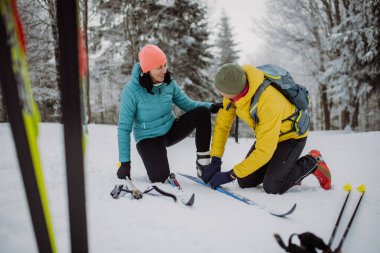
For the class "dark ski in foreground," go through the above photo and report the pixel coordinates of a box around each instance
[57,1,90,252]
[167,173,195,206]
[178,173,296,217]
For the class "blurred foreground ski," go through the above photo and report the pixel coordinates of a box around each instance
[179,173,296,217]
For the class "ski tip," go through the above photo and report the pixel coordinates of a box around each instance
[343,183,352,191]
[270,203,297,218]
[185,193,195,206]
[357,184,366,193]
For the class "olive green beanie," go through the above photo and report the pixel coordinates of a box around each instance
[214,63,247,95]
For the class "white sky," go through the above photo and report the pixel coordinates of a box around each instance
[203,0,268,63]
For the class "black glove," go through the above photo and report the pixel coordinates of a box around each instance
[209,170,235,189]
[210,102,223,114]
[117,162,131,180]
[202,157,222,183]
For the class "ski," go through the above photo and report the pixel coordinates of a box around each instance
[178,173,296,217]
[167,173,195,206]
[110,181,177,203]
[0,1,57,252]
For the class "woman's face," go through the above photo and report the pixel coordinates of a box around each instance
[149,63,168,83]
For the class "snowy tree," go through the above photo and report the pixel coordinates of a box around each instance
[322,0,380,130]
[146,0,217,101]
[17,0,62,122]
[213,10,241,138]
[255,0,350,130]
[215,10,240,67]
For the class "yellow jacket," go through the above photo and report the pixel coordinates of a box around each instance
[210,65,308,178]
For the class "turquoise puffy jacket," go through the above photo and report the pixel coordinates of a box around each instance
[118,63,212,162]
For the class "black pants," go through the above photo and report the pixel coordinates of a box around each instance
[136,107,211,183]
[237,138,317,194]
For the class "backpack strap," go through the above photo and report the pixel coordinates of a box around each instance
[249,79,271,123]
[250,79,310,136]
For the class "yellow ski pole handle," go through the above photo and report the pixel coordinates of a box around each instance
[343,183,352,192]
[357,184,366,193]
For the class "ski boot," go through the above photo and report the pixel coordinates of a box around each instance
[308,149,331,190]
[196,151,210,178]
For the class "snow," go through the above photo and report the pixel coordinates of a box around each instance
[1,123,380,253]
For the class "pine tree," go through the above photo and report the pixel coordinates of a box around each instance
[145,0,216,101]
[322,0,380,130]
[215,10,240,67]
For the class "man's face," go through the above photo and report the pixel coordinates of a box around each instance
[218,90,239,100]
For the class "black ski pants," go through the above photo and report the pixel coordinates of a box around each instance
[237,137,317,194]
[136,107,211,183]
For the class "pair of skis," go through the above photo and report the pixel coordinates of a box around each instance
[112,172,296,217]
[111,174,195,206]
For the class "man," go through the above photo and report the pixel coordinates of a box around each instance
[201,63,331,194]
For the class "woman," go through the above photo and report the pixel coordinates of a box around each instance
[117,44,222,182]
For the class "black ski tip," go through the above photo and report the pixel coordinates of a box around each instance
[185,193,195,206]
[270,203,297,218]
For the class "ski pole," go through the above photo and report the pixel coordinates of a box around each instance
[334,184,366,252]
[328,183,352,247]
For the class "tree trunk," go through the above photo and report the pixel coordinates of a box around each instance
[351,99,359,129]
[333,0,341,24]
[340,108,350,129]
[45,0,62,122]
[320,83,331,130]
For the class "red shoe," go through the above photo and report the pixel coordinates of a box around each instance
[308,150,331,190]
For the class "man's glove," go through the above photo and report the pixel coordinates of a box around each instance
[202,157,222,183]
[210,102,223,114]
[117,162,131,180]
[209,170,236,189]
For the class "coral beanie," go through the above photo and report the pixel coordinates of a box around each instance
[138,44,167,73]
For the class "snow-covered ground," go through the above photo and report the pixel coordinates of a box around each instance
[0,123,379,253]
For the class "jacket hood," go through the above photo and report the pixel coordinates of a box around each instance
[130,62,142,84]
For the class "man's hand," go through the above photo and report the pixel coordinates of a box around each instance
[202,157,222,183]
[209,170,235,189]
[210,102,223,114]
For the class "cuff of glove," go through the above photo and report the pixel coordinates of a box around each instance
[120,161,130,166]
[211,156,222,164]
[230,170,237,180]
